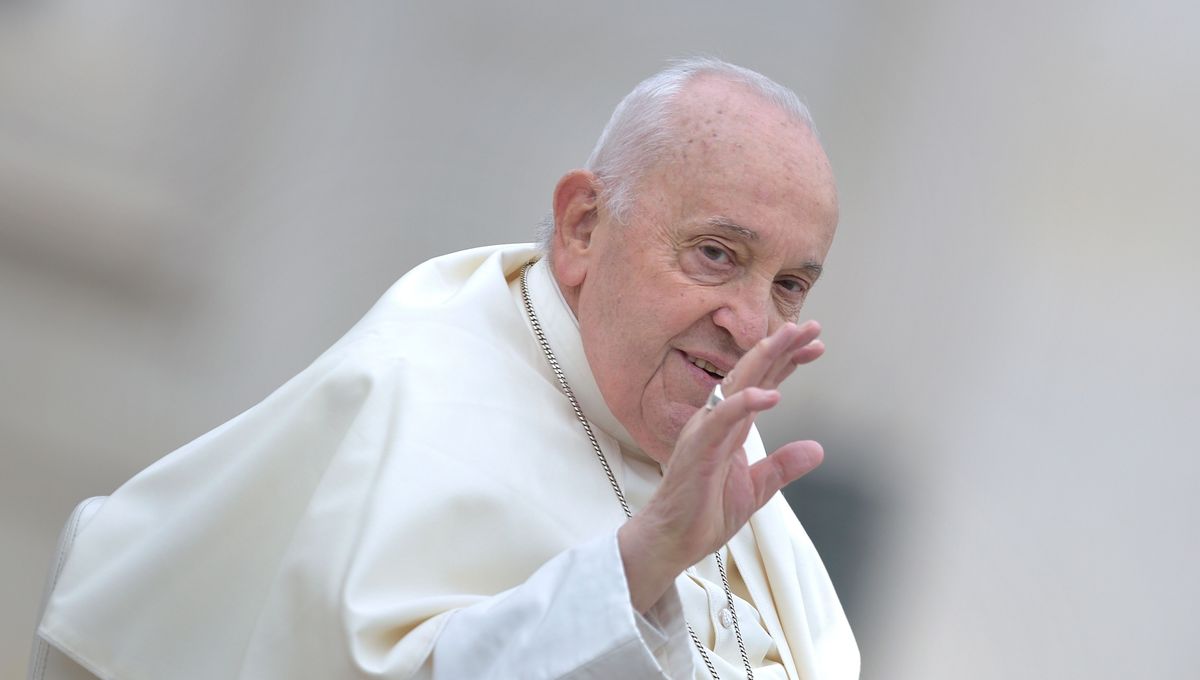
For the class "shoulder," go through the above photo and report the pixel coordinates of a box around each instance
[307,243,542,384]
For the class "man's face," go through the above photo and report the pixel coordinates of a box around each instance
[557,78,839,463]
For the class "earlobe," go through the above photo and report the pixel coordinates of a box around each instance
[551,170,602,288]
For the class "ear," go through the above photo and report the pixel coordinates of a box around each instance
[550,169,602,288]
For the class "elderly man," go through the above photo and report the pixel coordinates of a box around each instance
[38,58,858,679]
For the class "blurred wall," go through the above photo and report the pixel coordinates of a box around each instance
[3,2,1197,678]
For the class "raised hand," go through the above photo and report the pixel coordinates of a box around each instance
[618,321,826,612]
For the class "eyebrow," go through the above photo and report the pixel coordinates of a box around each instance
[798,262,824,281]
[706,216,758,241]
[705,216,825,280]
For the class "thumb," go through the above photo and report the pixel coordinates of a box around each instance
[749,440,824,507]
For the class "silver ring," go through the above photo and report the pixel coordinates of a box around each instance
[704,383,725,412]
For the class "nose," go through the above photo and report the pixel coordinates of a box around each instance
[710,281,774,353]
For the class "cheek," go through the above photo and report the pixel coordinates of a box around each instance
[593,307,671,408]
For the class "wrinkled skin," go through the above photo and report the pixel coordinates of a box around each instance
[551,74,839,611]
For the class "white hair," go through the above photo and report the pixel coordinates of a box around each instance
[536,57,816,251]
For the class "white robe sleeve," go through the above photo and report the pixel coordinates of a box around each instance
[409,532,694,679]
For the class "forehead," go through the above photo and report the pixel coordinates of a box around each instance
[636,77,839,259]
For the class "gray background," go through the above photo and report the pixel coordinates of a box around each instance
[3,2,1197,678]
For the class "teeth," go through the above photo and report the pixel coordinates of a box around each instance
[689,356,726,378]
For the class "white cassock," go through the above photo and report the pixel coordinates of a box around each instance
[39,244,859,680]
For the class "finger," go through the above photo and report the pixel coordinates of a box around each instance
[725,323,806,394]
[748,440,824,507]
[756,323,822,390]
[684,387,781,463]
[763,338,824,388]
[700,387,783,463]
[714,400,761,458]
[790,338,825,366]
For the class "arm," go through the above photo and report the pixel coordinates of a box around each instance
[411,531,692,679]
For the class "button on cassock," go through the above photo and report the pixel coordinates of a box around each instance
[718,606,734,629]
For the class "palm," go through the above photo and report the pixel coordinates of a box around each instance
[644,321,827,567]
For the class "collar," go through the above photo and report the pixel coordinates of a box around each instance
[523,256,647,459]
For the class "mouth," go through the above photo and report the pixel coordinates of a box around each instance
[684,353,728,380]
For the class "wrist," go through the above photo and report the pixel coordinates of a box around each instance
[617,516,689,613]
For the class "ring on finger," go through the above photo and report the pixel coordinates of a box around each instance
[704,383,725,412]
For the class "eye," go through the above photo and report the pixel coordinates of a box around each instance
[699,243,731,264]
[774,277,809,295]
[680,240,739,283]
[773,278,809,318]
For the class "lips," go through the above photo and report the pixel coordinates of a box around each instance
[684,353,727,379]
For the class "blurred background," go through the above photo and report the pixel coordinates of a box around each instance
[3,1,1197,678]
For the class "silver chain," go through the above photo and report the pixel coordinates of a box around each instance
[520,261,755,680]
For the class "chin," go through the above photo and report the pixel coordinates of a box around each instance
[644,404,699,463]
